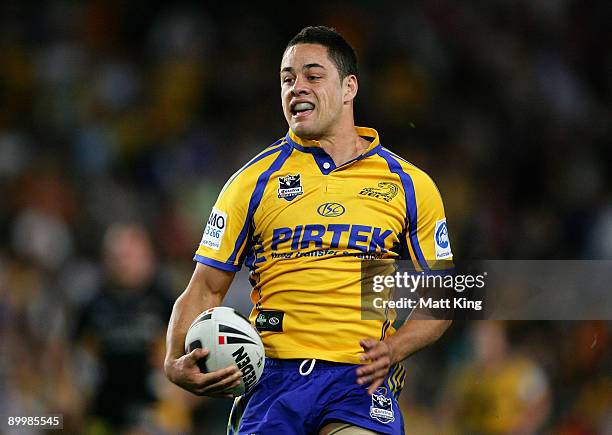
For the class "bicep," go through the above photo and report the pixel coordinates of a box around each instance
[165,263,235,361]
[183,263,235,304]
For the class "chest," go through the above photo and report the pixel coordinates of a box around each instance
[253,166,406,253]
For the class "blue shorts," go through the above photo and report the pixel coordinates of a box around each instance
[228,358,406,435]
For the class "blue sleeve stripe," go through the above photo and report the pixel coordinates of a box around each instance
[238,226,256,267]
[227,146,293,265]
[382,147,444,197]
[377,149,430,271]
[193,254,241,272]
[223,139,286,191]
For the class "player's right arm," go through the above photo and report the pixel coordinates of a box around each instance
[164,263,242,397]
[166,141,286,395]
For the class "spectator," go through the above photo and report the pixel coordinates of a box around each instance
[75,223,174,431]
[440,322,551,434]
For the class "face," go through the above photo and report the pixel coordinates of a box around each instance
[280,43,353,139]
[104,225,155,290]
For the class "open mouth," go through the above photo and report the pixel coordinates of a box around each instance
[290,101,315,119]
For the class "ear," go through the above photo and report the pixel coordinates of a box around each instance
[342,74,358,104]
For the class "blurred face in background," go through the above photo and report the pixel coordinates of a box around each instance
[473,321,508,365]
[281,43,352,139]
[103,223,156,291]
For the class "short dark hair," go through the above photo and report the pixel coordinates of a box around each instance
[285,26,358,80]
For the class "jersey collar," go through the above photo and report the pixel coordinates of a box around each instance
[286,126,381,155]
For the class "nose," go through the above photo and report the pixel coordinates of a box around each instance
[290,76,310,96]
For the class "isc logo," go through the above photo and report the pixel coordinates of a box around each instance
[317,202,345,217]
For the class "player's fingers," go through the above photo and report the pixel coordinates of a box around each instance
[202,369,243,393]
[356,367,380,384]
[356,364,375,377]
[359,338,377,351]
[359,365,389,387]
[359,348,391,367]
[367,378,386,395]
[357,362,390,384]
[360,345,390,362]
[356,356,388,377]
[204,379,242,396]
[357,355,391,376]
[194,372,241,395]
[357,372,377,385]
[359,340,391,362]
[187,347,209,364]
[357,375,372,385]
[357,370,386,386]
[193,364,240,387]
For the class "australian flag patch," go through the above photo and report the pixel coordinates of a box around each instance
[277,174,303,201]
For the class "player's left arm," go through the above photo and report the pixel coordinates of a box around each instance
[357,169,453,394]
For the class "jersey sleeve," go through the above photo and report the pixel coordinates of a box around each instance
[193,166,258,272]
[403,170,453,268]
[193,142,286,271]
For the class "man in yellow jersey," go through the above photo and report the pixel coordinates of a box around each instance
[165,26,452,434]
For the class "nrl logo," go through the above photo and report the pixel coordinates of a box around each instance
[278,174,303,201]
[370,387,395,424]
[359,182,399,202]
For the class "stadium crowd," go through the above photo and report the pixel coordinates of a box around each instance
[0,1,610,434]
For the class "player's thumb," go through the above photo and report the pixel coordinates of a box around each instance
[188,347,209,363]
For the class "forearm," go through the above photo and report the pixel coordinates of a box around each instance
[164,264,234,370]
[165,287,223,364]
[386,318,452,364]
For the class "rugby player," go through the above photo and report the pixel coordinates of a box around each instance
[165,26,452,434]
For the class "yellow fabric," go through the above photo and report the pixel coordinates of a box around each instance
[195,127,451,363]
[450,357,548,433]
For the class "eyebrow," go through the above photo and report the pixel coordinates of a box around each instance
[280,63,327,73]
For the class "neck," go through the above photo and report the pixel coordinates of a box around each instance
[316,124,370,166]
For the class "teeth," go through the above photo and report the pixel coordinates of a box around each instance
[294,102,314,112]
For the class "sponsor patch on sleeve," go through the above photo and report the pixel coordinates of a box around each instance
[434,218,452,259]
[200,207,227,251]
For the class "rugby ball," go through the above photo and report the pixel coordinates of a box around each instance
[185,306,265,396]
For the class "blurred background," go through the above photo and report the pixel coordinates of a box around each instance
[0,1,610,434]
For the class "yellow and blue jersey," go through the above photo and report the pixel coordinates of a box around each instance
[195,126,452,364]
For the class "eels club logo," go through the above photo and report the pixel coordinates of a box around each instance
[359,182,399,202]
